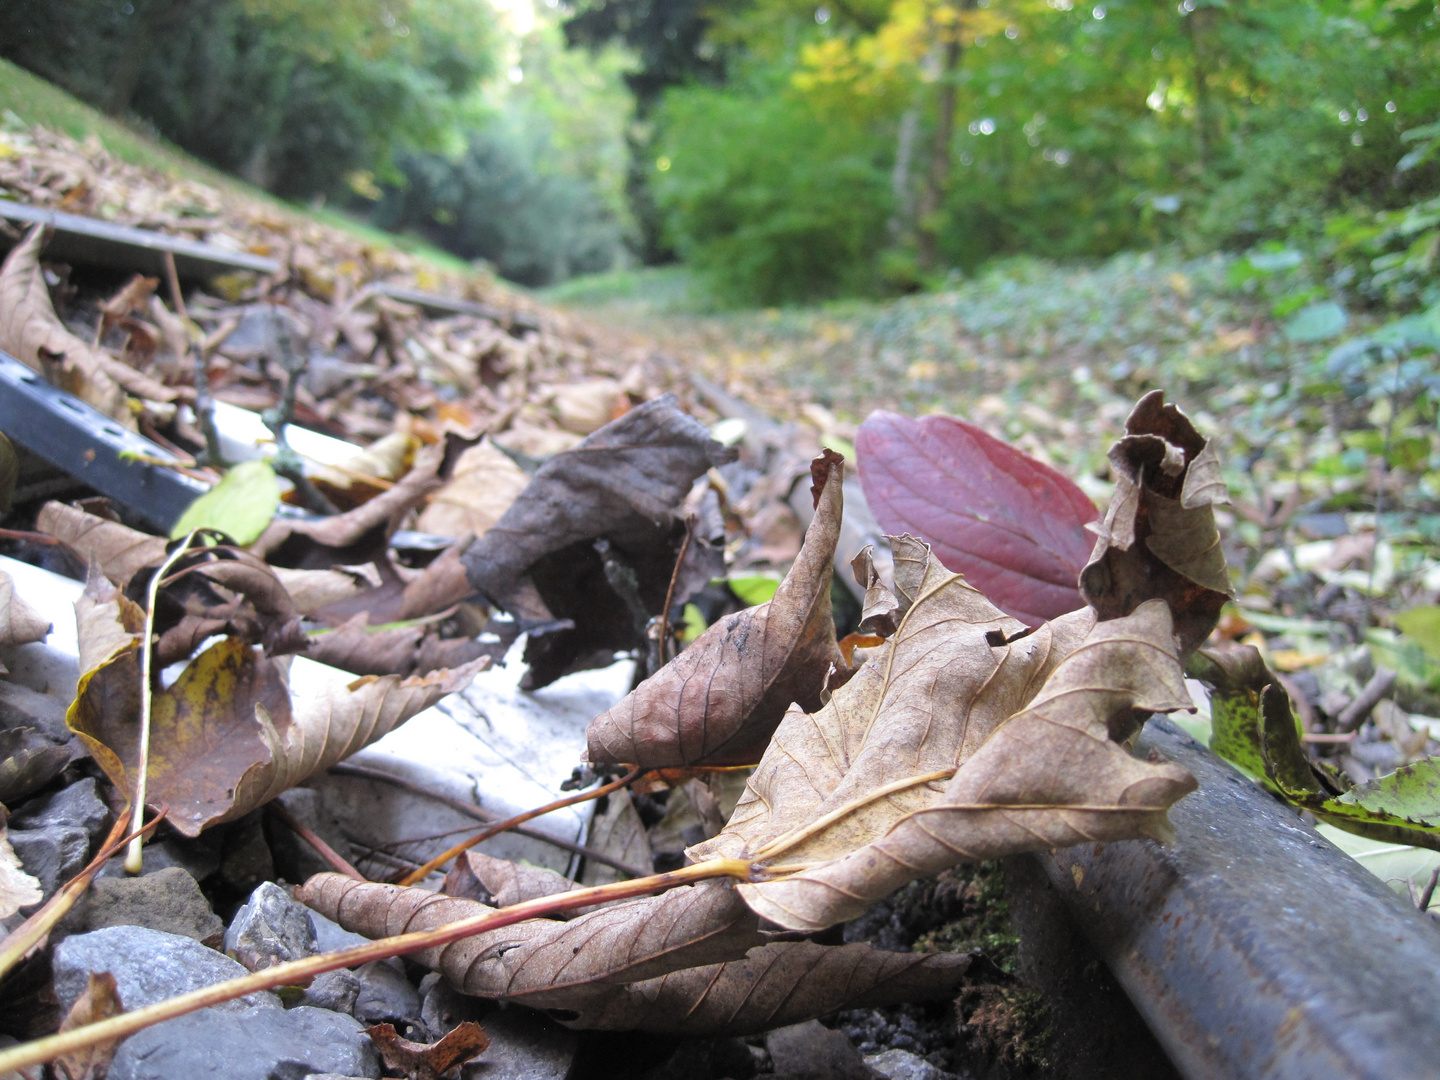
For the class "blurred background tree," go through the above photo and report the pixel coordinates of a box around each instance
[1,0,1436,302]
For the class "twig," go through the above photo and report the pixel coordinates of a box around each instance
[267,803,366,882]
[192,317,236,468]
[1335,667,1398,734]
[656,512,696,665]
[127,536,201,874]
[326,763,648,878]
[161,251,188,324]
[0,808,163,983]
[0,528,60,545]
[0,859,758,1076]
[1416,864,1440,912]
[395,765,645,887]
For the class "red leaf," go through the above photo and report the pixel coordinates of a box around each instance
[856,410,1099,625]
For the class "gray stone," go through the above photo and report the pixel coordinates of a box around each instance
[9,777,109,843]
[353,958,422,1024]
[422,974,483,1035]
[75,866,224,943]
[52,925,280,1015]
[462,1006,577,1080]
[767,1021,876,1080]
[308,908,371,954]
[225,881,318,970]
[265,788,358,885]
[0,677,75,743]
[863,1048,959,1080]
[106,1004,380,1080]
[297,968,362,1015]
[218,811,274,894]
[8,823,88,900]
[100,832,224,882]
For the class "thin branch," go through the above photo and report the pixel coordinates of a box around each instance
[0,859,759,1076]
[326,763,649,878]
[267,803,366,882]
[656,512,696,665]
[161,251,188,324]
[1335,667,1397,734]
[395,765,645,887]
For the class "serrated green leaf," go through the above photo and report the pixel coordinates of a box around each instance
[169,460,280,545]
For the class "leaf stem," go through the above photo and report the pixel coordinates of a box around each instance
[394,765,644,887]
[0,858,755,1076]
[126,535,201,874]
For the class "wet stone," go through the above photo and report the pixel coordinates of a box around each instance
[864,1048,960,1080]
[8,823,88,901]
[462,1006,577,1080]
[295,968,362,1015]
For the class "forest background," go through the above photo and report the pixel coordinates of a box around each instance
[0,0,1437,312]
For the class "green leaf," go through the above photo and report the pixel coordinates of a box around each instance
[169,460,280,545]
[1283,301,1348,343]
[726,575,782,606]
[1186,647,1270,784]
[680,602,707,643]
[1396,607,1440,663]
[1334,759,1440,830]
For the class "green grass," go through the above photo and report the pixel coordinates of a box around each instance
[0,58,473,278]
[538,264,702,314]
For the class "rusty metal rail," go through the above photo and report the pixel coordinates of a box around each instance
[1035,717,1440,1080]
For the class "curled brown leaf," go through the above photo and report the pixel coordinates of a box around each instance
[365,1021,489,1080]
[298,874,763,1010]
[585,451,846,769]
[1080,390,1233,653]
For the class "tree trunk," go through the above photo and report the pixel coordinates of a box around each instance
[916,3,973,272]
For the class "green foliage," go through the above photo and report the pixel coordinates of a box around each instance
[653,79,892,306]
[0,0,498,198]
[170,460,280,545]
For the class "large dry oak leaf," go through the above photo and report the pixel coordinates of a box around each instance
[691,579,1197,931]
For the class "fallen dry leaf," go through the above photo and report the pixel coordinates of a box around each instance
[690,584,1196,932]
[1080,390,1233,653]
[0,226,176,426]
[251,440,448,567]
[856,410,1099,625]
[585,451,846,769]
[0,818,44,919]
[38,502,168,588]
[54,972,124,1080]
[365,1021,488,1080]
[304,612,489,677]
[414,438,529,540]
[299,875,765,1011]
[0,728,71,806]
[560,940,974,1036]
[67,573,487,836]
[0,570,50,648]
[308,431,416,511]
[443,851,593,916]
[462,394,736,688]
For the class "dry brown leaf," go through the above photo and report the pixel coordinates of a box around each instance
[0,728,71,807]
[299,875,765,1010]
[443,851,594,916]
[690,584,1196,932]
[67,574,486,835]
[546,379,625,435]
[0,226,131,426]
[580,788,656,887]
[38,502,168,588]
[0,571,50,648]
[365,1022,489,1080]
[250,441,447,565]
[1080,390,1233,653]
[414,439,528,540]
[560,940,974,1036]
[0,820,44,919]
[585,451,846,769]
[309,431,416,511]
[271,565,372,615]
[54,972,124,1080]
[304,612,487,677]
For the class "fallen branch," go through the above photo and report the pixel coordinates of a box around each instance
[395,765,644,886]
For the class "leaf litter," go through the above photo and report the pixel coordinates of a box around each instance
[0,110,1392,1078]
